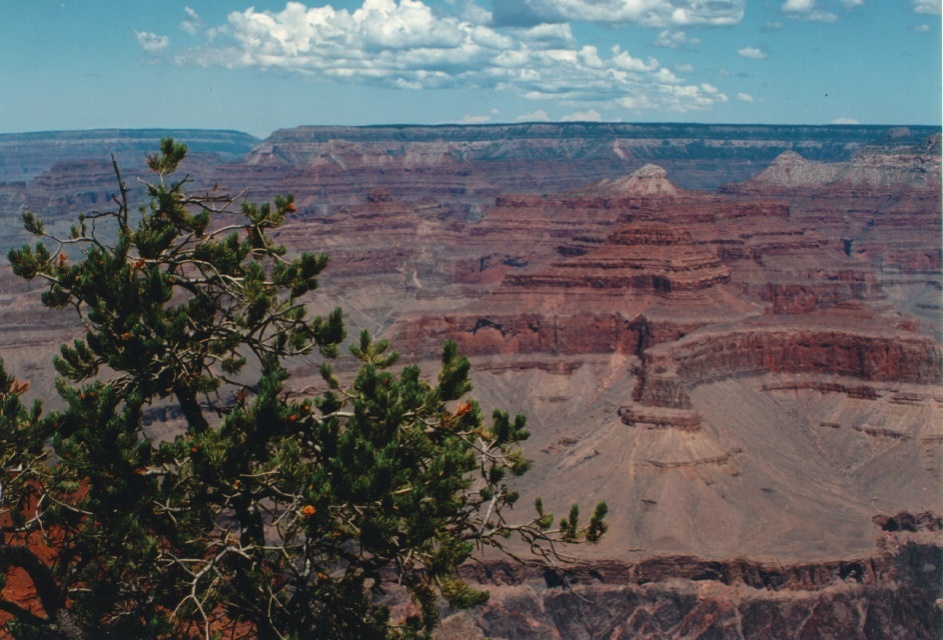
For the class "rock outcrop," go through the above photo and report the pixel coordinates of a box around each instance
[631,319,942,410]
[379,155,941,577]
[723,135,942,318]
[586,163,681,197]
[742,139,941,190]
[443,542,941,640]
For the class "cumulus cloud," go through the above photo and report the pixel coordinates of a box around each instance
[492,0,745,27]
[737,46,767,60]
[516,109,550,121]
[168,1,731,115]
[136,31,170,55]
[645,82,729,112]
[913,0,941,14]
[911,23,931,31]
[781,0,838,22]
[458,113,491,124]
[561,108,602,121]
[654,29,700,49]
[180,7,203,35]
[840,0,864,7]
[700,83,727,101]
[460,1,492,24]
[736,92,754,102]
[832,117,859,124]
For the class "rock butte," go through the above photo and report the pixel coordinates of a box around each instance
[0,124,940,638]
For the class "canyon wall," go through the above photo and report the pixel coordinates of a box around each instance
[446,540,941,640]
[0,124,939,638]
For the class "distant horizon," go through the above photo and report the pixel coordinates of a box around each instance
[2,120,940,142]
[2,2,939,139]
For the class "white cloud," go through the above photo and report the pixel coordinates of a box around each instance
[782,0,814,10]
[180,7,203,35]
[653,67,682,83]
[136,31,170,55]
[674,63,695,73]
[516,109,550,121]
[736,92,754,102]
[654,29,700,49]
[652,83,729,111]
[458,114,491,124]
[610,45,660,72]
[169,1,731,116]
[832,117,859,124]
[840,0,864,7]
[781,0,838,22]
[911,23,932,31]
[737,46,767,60]
[913,0,941,14]
[618,95,657,110]
[461,1,492,24]
[762,21,783,31]
[492,0,745,27]
[561,108,602,121]
[514,23,575,47]
[700,83,727,101]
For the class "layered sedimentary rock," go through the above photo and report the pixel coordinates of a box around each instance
[372,153,942,612]
[738,134,941,190]
[0,129,258,183]
[508,222,730,293]
[443,541,941,640]
[212,123,941,221]
[0,125,940,638]
[586,163,681,197]
[392,164,889,364]
[723,134,942,334]
[382,153,941,582]
[631,315,942,410]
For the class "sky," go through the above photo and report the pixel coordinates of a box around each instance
[2,0,940,138]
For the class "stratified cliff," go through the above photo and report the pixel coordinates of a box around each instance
[723,131,942,334]
[380,144,940,571]
[443,536,941,640]
[0,129,259,182]
[230,123,938,203]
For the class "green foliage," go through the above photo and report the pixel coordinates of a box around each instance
[0,139,606,640]
[0,359,46,529]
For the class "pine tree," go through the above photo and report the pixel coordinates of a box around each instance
[1,139,607,639]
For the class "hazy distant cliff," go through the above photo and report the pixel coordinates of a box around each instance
[0,129,259,183]
[247,122,939,191]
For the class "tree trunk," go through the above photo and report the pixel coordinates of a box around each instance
[174,384,209,433]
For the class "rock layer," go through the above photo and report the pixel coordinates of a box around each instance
[443,542,941,640]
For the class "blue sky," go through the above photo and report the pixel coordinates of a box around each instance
[2,0,940,137]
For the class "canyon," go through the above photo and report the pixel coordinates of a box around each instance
[0,123,939,638]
